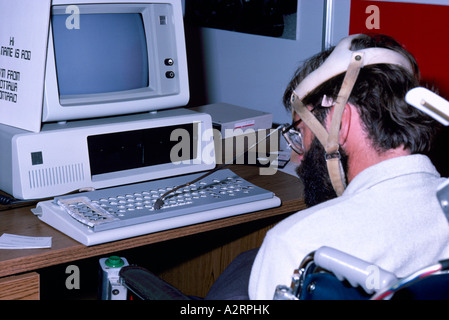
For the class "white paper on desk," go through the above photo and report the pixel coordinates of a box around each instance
[0,233,52,249]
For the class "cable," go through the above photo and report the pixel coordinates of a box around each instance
[0,194,13,205]
[0,194,34,207]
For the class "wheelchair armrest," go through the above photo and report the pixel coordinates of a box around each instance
[314,246,398,294]
[119,266,191,300]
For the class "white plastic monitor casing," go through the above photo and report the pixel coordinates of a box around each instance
[43,0,189,123]
[0,109,215,200]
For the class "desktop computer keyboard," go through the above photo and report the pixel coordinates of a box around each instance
[32,169,281,246]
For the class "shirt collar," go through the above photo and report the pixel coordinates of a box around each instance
[343,154,440,196]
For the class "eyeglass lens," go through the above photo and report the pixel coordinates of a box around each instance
[282,120,304,155]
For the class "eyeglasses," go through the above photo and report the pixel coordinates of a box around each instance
[281,119,305,155]
[282,104,321,155]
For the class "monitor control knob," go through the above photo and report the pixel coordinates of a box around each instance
[165,71,175,78]
[164,58,174,66]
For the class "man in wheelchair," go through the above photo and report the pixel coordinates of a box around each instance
[248,33,449,299]
[118,33,449,300]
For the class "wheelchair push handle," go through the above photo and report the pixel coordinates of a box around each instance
[314,246,398,294]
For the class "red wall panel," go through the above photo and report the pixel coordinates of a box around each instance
[349,0,449,99]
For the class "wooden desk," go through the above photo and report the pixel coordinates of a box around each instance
[0,165,305,299]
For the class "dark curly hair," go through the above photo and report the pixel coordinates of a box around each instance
[283,34,440,154]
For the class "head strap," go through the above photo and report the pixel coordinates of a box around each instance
[291,34,413,196]
[294,34,414,101]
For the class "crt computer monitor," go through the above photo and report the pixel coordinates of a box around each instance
[0,0,218,201]
[43,0,189,123]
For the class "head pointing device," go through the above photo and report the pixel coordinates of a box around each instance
[290,34,415,196]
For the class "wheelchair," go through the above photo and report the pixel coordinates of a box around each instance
[273,246,449,300]
[98,245,449,300]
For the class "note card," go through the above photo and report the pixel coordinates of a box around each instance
[0,233,52,249]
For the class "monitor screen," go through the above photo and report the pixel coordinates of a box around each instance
[52,13,149,97]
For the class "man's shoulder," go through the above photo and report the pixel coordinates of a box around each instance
[269,195,349,235]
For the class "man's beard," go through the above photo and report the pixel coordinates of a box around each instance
[296,138,349,207]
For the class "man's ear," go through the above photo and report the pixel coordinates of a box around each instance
[339,103,352,146]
